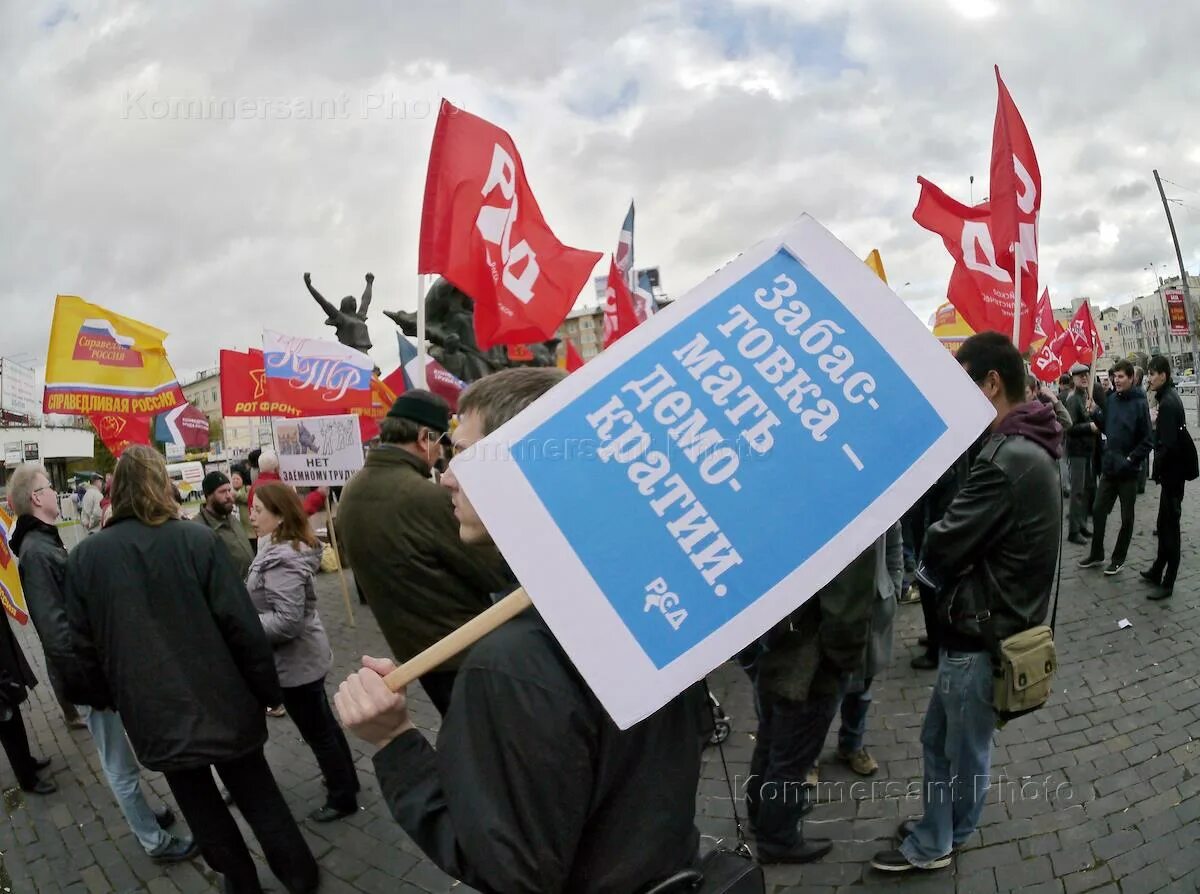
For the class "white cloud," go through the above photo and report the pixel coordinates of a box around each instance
[3,0,1200,384]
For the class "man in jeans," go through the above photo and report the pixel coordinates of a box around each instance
[7,463,197,864]
[1078,359,1152,576]
[871,332,1059,872]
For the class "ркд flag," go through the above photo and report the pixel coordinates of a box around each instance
[990,65,1041,324]
[602,257,640,349]
[89,413,152,457]
[418,99,603,349]
[43,295,186,416]
[262,331,374,413]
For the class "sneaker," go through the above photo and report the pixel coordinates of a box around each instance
[149,836,199,864]
[871,848,952,872]
[1104,562,1123,576]
[837,747,879,777]
[266,705,287,717]
[1077,555,1105,569]
[896,818,963,853]
[758,838,833,864]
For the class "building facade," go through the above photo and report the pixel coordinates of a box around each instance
[556,307,606,362]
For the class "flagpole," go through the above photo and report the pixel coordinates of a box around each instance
[1012,243,1023,349]
[415,273,429,389]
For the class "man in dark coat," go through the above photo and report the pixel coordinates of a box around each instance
[1078,359,1153,576]
[194,471,255,580]
[743,546,877,863]
[0,592,52,794]
[65,445,317,894]
[335,368,708,894]
[1063,363,1098,544]
[337,389,511,715]
[1142,355,1189,599]
[8,462,195,860]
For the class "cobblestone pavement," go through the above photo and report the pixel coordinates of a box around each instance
[3,479,1199,892]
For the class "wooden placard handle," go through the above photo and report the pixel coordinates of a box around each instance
[382,588,533,692]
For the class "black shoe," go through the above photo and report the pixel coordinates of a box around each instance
[1080,528,1092,538]
[20,777,56,795]
[32,757,51,772]
[871,848,952,872]
[1067,534,1088,546]
[1140,570,1162,586]
[757,838,832,864]
[1148,588,1174,601]
[154,806,176,829]
[309,804,356,823]
[1104,562,1123,576]
[910,654,938,670]
[1078,555,1105,569]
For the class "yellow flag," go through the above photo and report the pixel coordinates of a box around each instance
[0,506,29,626]
[864,249,888,284]
[43,295,185,416]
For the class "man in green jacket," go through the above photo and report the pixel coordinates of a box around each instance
[337,390,511,715]
[742,546,877,864]
[193,472,255,581]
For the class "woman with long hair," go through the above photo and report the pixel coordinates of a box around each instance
[248,481,360,821]
[63,446,318,894]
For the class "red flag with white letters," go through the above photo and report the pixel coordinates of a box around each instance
[602,257,640,349]
[1033,289,1054,342]
[912,178,1036,350]
[418,100,603,349]
[1066,301,1104,364]
[1031,322,1071,383]
[990,66,1041,321]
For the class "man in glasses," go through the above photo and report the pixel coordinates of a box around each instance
[336,390,511,715]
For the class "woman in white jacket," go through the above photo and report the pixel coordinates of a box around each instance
[248,482,360,822]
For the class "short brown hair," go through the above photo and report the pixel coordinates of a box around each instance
[252,481,318,550]
[110,445,179,527]
[457,367,566,436]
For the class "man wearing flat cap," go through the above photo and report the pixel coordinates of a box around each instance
[336,389,511,715]
[194,471,255,580]
[1063,363,1098,545]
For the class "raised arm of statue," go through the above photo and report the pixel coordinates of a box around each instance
[359,272,375,320]
[304,272,339,322]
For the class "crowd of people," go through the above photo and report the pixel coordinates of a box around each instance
[0,343,1192,891]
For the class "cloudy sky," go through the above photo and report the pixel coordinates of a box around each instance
[4,0,1200,384]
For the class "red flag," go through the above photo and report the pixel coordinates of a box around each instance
[602,257,639,349]
[1066,301,1104,364]
[1033,289,1054,342]
[912,178,1035,349]
[990,66,1041,316]
[353,375,397,443]
[1031,322,1071,383]
[381,365,407,398]
[220,349,303,418]
[418,100,603,349]
[564,339,584,372]
[89,413,152,457]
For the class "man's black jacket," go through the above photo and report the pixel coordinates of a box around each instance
[920,402,1060,649]
[374,609,707,894]
[1152,382,1188,484]
[1093,385,1152,479]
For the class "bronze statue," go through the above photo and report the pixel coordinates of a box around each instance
[305,272,374,354]
[384,277,564,382]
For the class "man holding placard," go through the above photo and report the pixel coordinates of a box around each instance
[336,368,710,894]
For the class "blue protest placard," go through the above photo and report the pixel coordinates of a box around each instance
[452,216,994,728]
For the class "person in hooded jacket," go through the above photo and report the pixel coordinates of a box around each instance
[1078,359,1153,576]
[872,332,1061,873]
[62,446,318,894]
[247,481,360,822]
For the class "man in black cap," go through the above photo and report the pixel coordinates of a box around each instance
[194,471,255,580]
[1064,362,1098,545]
[336,390,510,715]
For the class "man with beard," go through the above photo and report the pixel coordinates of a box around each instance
[194,472,255,580]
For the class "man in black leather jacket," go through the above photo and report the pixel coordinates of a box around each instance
[872,332,1060,874]
[1078,359,1152,576]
